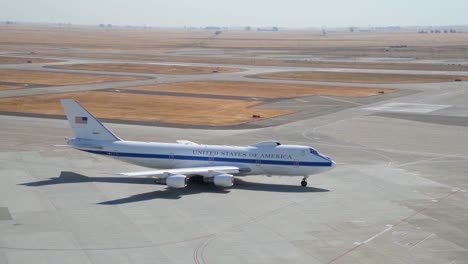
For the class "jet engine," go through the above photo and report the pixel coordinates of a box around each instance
[213,174,234,187]
[165,174,187,188]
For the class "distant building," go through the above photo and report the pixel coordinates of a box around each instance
[375,26,401,31]
[205,26,221,30]
[420,28,458,34]
[257,27,279,32]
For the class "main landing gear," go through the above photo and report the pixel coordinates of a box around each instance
[154,178,165,185]
[301,176,308,187]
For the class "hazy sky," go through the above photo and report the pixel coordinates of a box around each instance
[1,0,467,27]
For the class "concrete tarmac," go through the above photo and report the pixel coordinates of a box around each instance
[0,53,468,264]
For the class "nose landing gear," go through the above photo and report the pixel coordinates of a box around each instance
[301,176,308,187]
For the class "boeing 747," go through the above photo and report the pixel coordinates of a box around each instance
[61,99,335,188]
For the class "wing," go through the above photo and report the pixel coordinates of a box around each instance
[117,166,242,178]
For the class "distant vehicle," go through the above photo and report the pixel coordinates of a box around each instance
[60,99,335,188]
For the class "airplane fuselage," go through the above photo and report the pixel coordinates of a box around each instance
[70,139,335,177]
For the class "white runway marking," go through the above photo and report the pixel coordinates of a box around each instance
[319,95,364,106]
[363,224,394,244]
[364,103,451,114]
[410,233,435,250]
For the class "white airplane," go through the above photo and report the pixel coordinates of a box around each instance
[61,99,335,188]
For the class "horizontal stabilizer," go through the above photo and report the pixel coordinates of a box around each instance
[71,144,103,150]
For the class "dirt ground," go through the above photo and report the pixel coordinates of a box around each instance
[0,69,145,86]
[2,25,468,50]
[128,81,398,98]
[257,71,468,84]
[51,63,241,75]
[0,56,56,64]
[0,91,293,126]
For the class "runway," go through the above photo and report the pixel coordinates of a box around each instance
[0,52,468,264]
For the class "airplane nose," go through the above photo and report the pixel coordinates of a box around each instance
[331,160,336,168]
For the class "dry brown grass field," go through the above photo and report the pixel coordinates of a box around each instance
[0,69,144,86]
[2,25,468,49]
[0,85,22,91]
[128,81,398,98]
[1,25,468,60]
[0,91,293,126]
[258,71,468,84]
[51,63,241,75]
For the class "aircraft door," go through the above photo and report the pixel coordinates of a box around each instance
[253,157,265,174]
[209,153,215,165]
[168,152,175,168]
[255,158,261,166]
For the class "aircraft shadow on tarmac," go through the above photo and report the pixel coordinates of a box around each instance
[20,171,329,204]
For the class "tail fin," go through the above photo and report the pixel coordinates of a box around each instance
[61,99,120,141]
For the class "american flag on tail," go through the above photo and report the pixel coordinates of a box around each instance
[75,116,88,124]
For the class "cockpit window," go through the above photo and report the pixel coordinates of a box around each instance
[309,148,318,155]
[310,147,332,160]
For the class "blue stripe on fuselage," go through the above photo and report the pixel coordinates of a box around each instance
[81,149,333,167]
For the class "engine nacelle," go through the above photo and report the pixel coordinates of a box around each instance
[213,174,234,187]
[165,174,187,188]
